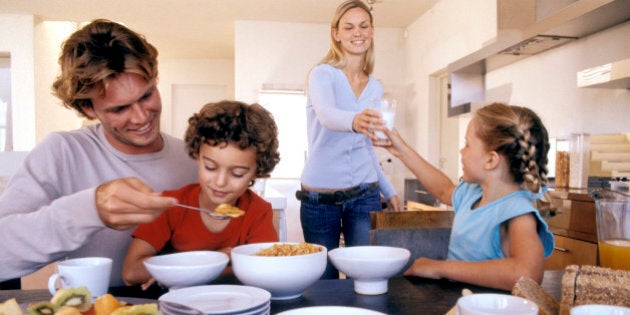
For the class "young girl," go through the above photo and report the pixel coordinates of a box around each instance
[122,100,281,289]
[380,103,554,290]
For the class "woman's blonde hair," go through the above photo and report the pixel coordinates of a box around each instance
[319,0,375,75]
[475,103,550,193]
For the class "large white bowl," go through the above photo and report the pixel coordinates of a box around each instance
[328,246,410,295]
[143,251,229,289]
[231,242,327,300]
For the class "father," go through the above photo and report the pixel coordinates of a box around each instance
[0,19,197,287]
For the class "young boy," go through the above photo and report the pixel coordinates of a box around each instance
[122,100,281,289]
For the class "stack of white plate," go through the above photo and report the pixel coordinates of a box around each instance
[158,285,271,315]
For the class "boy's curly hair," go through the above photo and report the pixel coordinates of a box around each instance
[185,100,281,179]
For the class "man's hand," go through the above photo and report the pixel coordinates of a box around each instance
[95,177,176,230]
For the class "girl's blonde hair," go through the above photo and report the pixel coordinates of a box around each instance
[318,0,375,75]
[475,103,550,193]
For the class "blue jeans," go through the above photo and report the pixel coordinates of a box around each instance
[299,183,382,279]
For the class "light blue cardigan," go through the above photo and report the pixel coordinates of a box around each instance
[301,64,397,201]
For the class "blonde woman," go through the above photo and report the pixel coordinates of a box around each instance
[297,0,402,279]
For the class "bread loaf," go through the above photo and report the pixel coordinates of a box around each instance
[559,265,630,315]
[512,276,560,315]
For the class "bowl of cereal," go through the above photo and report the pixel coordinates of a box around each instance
[231,242,327,300]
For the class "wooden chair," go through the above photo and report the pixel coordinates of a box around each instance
[369,210,454,275]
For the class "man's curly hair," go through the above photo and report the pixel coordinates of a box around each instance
[185,100,281,179]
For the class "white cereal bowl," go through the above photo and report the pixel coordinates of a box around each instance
[143,251,229,289]
[328,246,410,295]
[231,242,327,300]
[456,293,539,315]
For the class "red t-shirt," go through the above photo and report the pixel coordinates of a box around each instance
[132,183,279,252]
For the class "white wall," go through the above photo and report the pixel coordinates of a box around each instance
[0,14,37,150]
[158,58,234,136]
[486,21,630,139]
[403,0,629,171]
[34,21,83,143]
[234,21,328,102]
[402,0,497,166]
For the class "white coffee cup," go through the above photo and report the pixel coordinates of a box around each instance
[370,98,396,140]
[456,293,539,315]
[48,257,112,298]
[571,304,630,315]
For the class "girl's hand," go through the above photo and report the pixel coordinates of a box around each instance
[353,109,384,141]
[403,257,442,280]
[375,128,407,157]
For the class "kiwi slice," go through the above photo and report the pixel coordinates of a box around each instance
[50,287,93,312]
[26,301,55,315]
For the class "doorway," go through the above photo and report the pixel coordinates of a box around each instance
[438,73,460,183]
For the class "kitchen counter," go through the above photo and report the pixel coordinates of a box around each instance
[543,188,599,269]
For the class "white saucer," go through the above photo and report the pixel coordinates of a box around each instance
[159,285,271,315]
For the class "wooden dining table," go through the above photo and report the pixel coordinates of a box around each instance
[0,271,563,314]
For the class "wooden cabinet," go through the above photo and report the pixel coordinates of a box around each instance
[544,190,599,270]
[544,234,598,270]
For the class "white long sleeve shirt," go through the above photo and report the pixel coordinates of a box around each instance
[0,124,197,286]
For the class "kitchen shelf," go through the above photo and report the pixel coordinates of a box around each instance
[577,58,630,89]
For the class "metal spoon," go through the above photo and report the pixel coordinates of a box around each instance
[173,203,231,220]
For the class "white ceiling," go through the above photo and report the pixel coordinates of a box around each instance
[0,0,439,59]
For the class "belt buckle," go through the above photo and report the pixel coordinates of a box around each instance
[333,190,346,205]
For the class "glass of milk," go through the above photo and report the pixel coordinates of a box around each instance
[370,98,396,141]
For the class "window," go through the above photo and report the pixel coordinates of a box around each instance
[0,58,11,152]
[258,91,307,179]
[0,98,6,151]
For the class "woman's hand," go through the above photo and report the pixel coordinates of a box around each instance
[353,109,384,141]
[386,195,404,212]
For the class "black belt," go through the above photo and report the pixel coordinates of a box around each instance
[295,182,379,205]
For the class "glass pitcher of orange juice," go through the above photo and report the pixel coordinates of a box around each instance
[591,189,630,270]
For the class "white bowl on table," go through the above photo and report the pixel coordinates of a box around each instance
[143,251,229,289]
[231,242,327,300]
[328,246,410,295]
